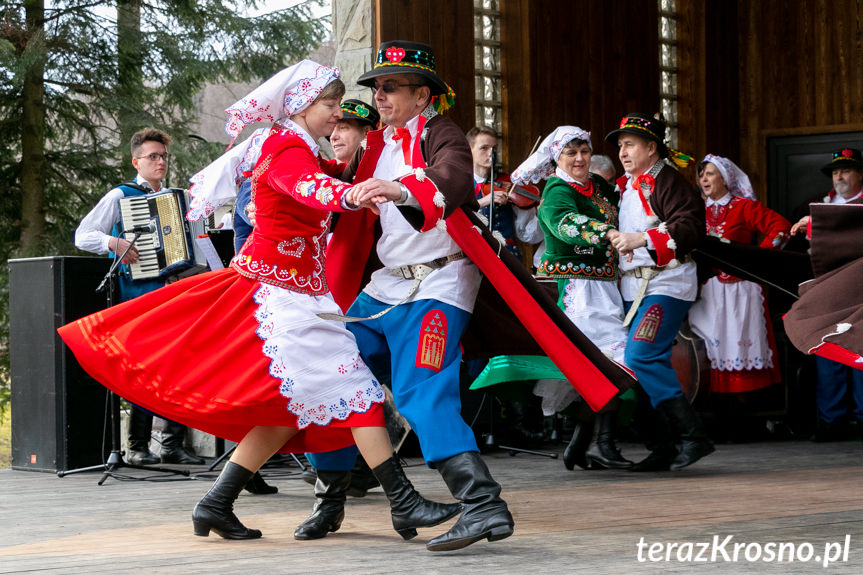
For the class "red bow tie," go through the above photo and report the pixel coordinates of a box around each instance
[632,174,656,217]
[393,127,412,166]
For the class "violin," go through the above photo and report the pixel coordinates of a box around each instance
[480,175,541,209]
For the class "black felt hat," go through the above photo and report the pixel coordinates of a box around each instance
[604,112,669,158]
[340,99,379,128]
[357,41,448,96]
[821,148,863,176]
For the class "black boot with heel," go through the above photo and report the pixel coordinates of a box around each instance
[294,470,350,540]
[585,412,633,469]
[192,461,262,539]
[426,451,514,552]
[371,455,462,540]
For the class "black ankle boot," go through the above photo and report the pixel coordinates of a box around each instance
[585,412,633,469]
[371,455,462,540]
[160,420,205,465]
[192,462,262,539]
[562,419,594,470]
[659,396,715,470]
[244,471,278,495]
[426,451,514,552]
[294,470,350,540]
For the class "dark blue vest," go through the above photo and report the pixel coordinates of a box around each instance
[111,182,165,301]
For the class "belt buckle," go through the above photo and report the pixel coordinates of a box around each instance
[399,265,414,279]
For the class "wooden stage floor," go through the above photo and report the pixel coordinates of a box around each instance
[1,440,861,574]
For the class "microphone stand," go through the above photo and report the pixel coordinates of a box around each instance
[58,230,190,484]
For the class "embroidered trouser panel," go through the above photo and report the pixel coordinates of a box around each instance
[623,295,692,408]
[815,356,863,424]
[346,294,478,464]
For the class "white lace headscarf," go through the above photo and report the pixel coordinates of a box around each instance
[702,154,756,200]
[187,60,340,221]
[511,126,591,185]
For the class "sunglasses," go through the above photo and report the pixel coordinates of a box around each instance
[372,82,424,94]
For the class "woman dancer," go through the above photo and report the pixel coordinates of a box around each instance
[58,60,459,541]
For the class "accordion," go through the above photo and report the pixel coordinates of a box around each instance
[118,189,208,280]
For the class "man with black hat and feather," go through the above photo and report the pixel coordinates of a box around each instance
[604,113,715,471]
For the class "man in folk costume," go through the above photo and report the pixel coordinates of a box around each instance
[605,113,715,471]
[314,41,512,552]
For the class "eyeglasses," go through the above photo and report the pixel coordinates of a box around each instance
[137,152,170,162]
[372,82,424,94]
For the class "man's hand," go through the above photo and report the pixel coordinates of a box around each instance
[477,186,509,208]
[111,237,139,264]
[607,229,647,263]
[790,215,810,236]
[347,179,402,214]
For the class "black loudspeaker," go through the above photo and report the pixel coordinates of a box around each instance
[9,256,112,472]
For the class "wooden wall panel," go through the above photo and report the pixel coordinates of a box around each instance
[735,0,863,200]
[376,0,476,133]
[500,0,660,175]
[677,0,740,169]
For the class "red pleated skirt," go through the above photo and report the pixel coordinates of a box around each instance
[57,267,383,453]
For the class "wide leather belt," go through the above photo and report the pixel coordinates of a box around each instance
[318,252,466,323]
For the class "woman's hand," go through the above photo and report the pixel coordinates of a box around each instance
[346,179,401,214]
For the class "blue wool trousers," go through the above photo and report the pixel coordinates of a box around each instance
[624,295,693,408]
[346,294,478,464]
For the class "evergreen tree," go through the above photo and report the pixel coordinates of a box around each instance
[0,0,329,412]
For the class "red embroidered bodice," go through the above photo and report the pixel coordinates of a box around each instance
[232,132,353,295]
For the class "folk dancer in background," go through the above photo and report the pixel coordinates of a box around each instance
[604,113,715,471]
[688,154,790,439]
[511,125,632,471]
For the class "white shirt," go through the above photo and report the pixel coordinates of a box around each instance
[618,163,698,302]
[75,174,161,254]
[363,114,481,312]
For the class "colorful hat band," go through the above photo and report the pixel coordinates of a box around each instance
[342,102,371,118]
[619,120,663,142]
[374,46,436,73]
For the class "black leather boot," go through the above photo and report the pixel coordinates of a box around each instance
[294,470,350,540]
[628,389,677,472]
[426,451,514,552]
[585,412,633,469]
[126,406,159,465]
[244,471,278,495]
[562,419,594,470]
[192,461,262,539]
[371,455,462,540]
[160,420,205,464]
[659,396,715,470]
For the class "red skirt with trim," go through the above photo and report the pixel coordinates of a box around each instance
[57,267,383,453]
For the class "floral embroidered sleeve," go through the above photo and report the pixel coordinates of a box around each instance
[538,179,611,248]
[260,135,353,212]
